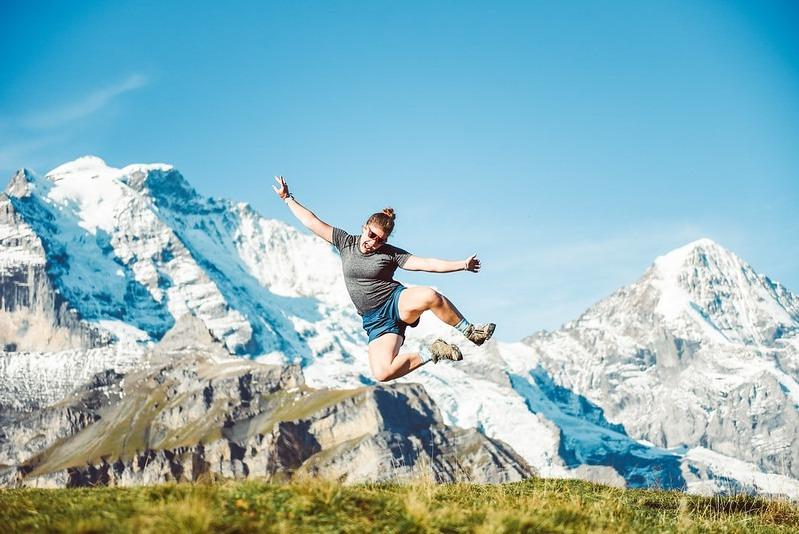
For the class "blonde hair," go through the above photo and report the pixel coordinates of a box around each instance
[366,207,396,236]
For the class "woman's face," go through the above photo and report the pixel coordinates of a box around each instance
[361,224,388,252]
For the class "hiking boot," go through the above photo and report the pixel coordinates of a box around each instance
[430,339,463,363]
[464,323,496,346]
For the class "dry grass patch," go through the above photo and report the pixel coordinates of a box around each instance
[1,477,798,533]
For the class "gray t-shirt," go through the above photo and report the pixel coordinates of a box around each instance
[331,227,412,315]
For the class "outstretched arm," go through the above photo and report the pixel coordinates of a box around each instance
[402,254,481,273]
[273,176,334,243]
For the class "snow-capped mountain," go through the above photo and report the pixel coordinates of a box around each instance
[2,156,798,497]
[521,239,799,481]
[1,156,359,357]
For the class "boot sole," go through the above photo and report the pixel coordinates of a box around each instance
[432,339,463,362]
[471,323,496,346]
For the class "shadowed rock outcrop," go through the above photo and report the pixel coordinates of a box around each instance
[0,177,110,351]
[0,316,534,487]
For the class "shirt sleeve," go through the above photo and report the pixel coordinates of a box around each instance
[331,227,349,252]
[391,246,412,268]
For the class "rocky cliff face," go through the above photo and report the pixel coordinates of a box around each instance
[0,173,110,351]
[0,316,533,488]
[521,239,799,480]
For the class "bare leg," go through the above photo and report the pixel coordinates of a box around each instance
[430,293,464,326]
[380,352,426,381]
[398,286,465,327]
[368,333,427,382]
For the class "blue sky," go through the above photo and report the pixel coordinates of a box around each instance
[1,1,797,341]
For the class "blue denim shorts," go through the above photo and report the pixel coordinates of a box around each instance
[362,285,420,343]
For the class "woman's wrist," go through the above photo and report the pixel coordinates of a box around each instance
[283,194,294,203]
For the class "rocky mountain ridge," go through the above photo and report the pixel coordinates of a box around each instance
[521,239,799,480]
[1,316,532,487]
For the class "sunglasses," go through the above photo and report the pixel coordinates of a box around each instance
[365,227,387,244]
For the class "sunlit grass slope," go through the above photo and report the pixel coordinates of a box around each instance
[2,478,798,533]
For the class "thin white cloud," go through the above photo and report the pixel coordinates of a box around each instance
[21,74,149,130]
[0,74,149,175]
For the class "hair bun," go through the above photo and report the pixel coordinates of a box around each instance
[382,207,396,221]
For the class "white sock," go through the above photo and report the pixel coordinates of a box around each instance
[418,345,432,364]
[454,318,471,334]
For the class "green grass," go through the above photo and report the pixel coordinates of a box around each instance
[2,477,798,533]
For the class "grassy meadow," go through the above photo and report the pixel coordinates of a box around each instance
[2,477,798,533]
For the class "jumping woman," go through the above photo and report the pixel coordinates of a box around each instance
[273,176,495,382]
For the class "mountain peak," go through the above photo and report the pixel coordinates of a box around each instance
[643,238,799,345]
[46,155,111,178]
[683,237,719,250]
[45,156,173,183]
[121,167,199,209]
[5,168,36,197]
[652,238,736,280]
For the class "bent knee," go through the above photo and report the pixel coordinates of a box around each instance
[423,287,443,307]
[372,368,393,382]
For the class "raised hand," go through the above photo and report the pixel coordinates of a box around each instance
[465,253,481,273]
[272,175,290,199]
